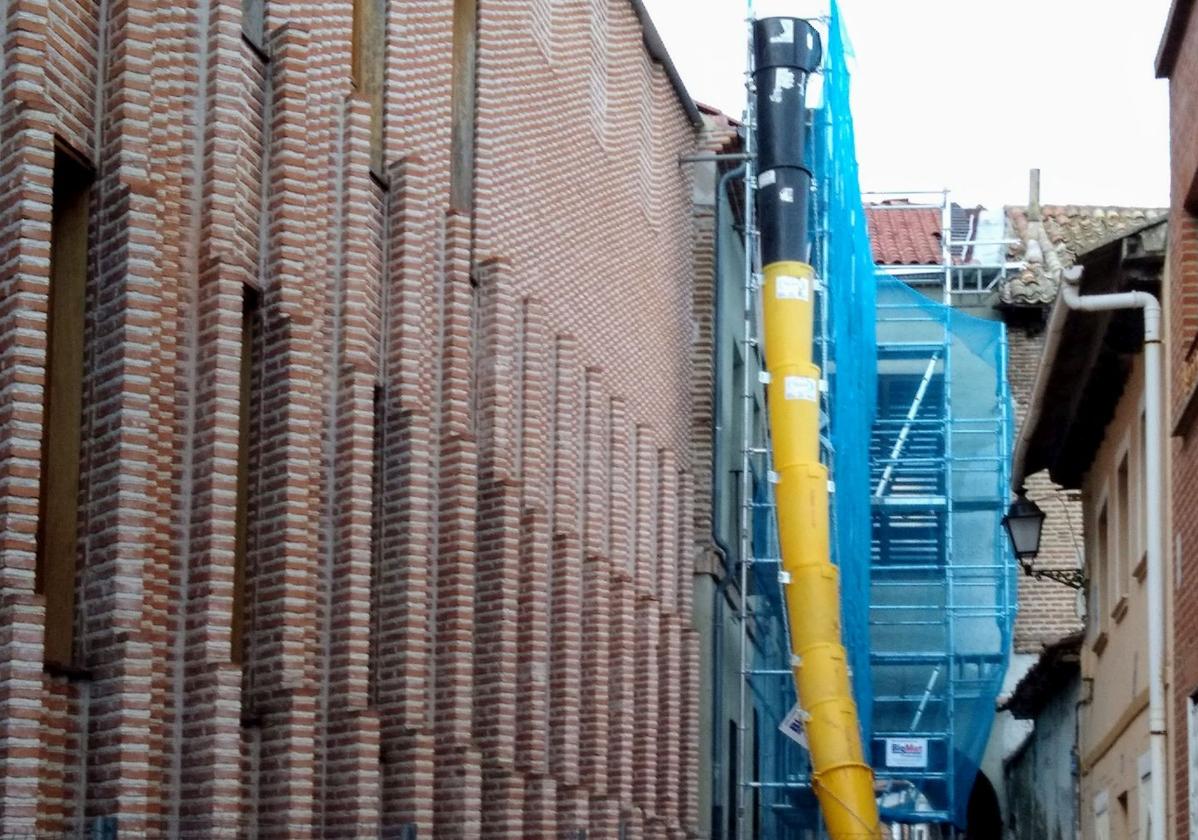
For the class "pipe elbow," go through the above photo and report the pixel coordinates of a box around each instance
[1141,295,1163,342]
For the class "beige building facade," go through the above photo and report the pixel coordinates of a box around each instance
[1078,354,1163,840]
[1013,218,1169,840]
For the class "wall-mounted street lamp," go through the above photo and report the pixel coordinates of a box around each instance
[1002,490,1084,589]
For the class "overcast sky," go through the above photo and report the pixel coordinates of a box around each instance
[640,0,1172,209]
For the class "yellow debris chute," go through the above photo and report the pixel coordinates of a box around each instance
[752,16,881,838]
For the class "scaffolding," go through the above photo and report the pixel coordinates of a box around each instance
[869,277,1014,826]
[861,190,1023,306]
[730,2,1016,835]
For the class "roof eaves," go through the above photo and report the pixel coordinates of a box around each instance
[1156,0,1194,78]
[628,0,703,127]
[1020,221,1167,486]
[1002,631,1083,718]
[1074,216,1169,262]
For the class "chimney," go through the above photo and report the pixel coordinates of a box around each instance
[1029,168,1041,221]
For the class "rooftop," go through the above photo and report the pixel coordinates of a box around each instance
[866,201,943,266]
[1001,205,1168,306]
[863,198,1167,304]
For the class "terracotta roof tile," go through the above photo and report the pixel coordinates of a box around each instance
[865,201,943,266]
[1000,205,1168,305]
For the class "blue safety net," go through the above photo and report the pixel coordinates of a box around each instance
[812,0,878,741]
[869,277,1015,826]
[744,0,1016,833]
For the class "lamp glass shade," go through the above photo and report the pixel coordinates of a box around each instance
[1003,495,1045,560]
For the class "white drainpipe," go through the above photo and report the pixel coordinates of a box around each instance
[1012,265,1166,840]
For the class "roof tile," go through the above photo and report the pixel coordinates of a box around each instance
[1000,205,1167,305]
[865,201,943,266]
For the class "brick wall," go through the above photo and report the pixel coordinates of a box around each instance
[0,1,705,837]
[1005,325,1085,653]
[1165,5,1198,838]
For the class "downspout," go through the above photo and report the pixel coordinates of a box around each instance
[753,17,881,839]
[710,160,745,838]
[1009,266,1167,840]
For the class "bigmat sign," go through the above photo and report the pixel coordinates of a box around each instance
[884,738,929,769]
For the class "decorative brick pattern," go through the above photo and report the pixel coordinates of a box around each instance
[1,0,704,836]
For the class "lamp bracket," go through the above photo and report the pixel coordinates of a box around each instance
[1026,566,1085,590]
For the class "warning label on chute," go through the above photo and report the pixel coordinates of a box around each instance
[758,169,777,188]
[784,376,818,402]
[775,275,810,301]
[770,68,796,103]
[779,702,808,749]
[769,19,795,44]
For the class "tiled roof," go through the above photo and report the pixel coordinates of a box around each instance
[1000,205,1168,306]
[865,201,943,266]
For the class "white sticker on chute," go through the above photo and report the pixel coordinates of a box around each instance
[770,67,796,103]
[775,275,810,301]
[779,187,795,203]
[769,19,795,44]
[784,376,818,402]
[758,169,777,188]
[779,702,809,749]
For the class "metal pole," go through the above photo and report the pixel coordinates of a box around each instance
[680,152,755,164]
[940,189,953,306]
[735,10,757,837]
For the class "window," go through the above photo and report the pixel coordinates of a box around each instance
[1137,409,1149,581]
[36,148,92,668]
[1090,502,1109,651]
[449,0,477,211]
[242,0,265,49]
[1189,697,1198,840]
[231,286,261,665]
[1113,452,1130,618]
[1093,790,1110,840]
[352,0,385,172]
[1139,752,1153,840]
[1116,790,1129,839]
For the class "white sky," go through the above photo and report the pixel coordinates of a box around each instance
[640,0,1172,209]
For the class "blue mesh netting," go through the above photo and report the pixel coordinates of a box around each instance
[869,277,1015,827]
[748,0,1016,832]
[811,0,878,743]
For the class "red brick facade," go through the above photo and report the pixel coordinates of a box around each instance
[0,1,711,836]
[1163,3,1198,838]
[1160,8,1198,840]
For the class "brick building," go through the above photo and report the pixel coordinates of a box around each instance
[0,0,722,836]
[1158,2,1198,837]
[1013,219,1168,840]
